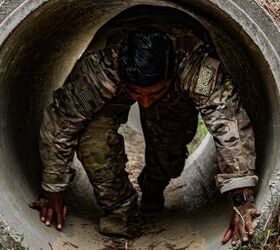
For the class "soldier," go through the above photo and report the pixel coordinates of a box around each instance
[30,29,260,246]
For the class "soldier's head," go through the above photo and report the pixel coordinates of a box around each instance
[118,29,175,108]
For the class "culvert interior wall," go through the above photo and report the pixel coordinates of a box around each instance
[0,1,279,249]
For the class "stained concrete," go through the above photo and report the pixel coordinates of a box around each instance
[0,1,279,249]
[0,0,26,23]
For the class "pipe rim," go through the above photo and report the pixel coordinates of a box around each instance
[0,1,279,249]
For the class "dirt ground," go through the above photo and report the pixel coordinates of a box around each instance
[120,126,145,195]
[102,126,205,250]
[50,125,205,250]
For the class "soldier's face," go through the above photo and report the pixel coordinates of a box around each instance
[125,79,171,108]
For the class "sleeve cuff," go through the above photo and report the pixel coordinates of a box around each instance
[42,182,69,192]
[42,168,76,192]
[215,174,258,194]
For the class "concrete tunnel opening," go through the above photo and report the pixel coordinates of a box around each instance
[0,1,279,249]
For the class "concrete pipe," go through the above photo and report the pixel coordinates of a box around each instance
[0,0,280,249]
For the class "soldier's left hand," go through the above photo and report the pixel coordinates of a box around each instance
[222,200,261,246]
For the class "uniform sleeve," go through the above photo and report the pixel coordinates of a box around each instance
[189,56,258,194]
[40,48,120,192]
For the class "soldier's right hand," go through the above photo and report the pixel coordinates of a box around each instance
[29,191,68,231]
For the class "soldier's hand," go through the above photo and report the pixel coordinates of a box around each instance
[222,200,261,246]
[29,191,68,231]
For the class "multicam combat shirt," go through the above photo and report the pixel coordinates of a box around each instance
[40,37,258,194]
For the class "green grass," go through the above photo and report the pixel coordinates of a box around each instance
[188,116,208,154]
[230,196,280,250]
[0,225,29,250]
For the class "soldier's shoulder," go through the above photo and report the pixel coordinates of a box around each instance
[72,46,120,84]
[80,46,119,68]
[177,45,212,91]
[191,55,221,96]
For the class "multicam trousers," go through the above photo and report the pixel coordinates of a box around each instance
[76,90,198,226]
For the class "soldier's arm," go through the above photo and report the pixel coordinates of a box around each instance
[189,56,258,194]
[183,51,261,245]
[40,47,120,192]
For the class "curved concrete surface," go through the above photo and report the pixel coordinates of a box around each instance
[0,1,280,249]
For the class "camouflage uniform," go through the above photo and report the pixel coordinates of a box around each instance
[40,36,257,233]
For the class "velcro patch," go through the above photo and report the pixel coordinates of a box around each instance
[193,56,220,97]
[194,65,215,96]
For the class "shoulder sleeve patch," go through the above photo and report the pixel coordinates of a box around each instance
[193,56,220,97]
